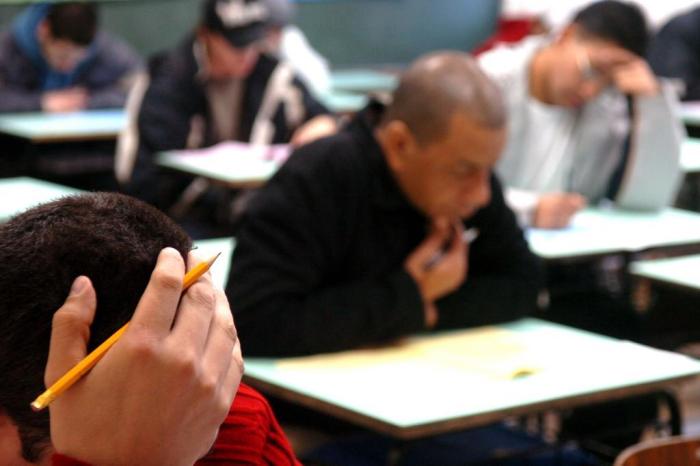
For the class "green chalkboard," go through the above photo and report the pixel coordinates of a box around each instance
[0,0,499,66]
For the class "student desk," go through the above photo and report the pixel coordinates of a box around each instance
[192,237,236,289]
[0,109,126,143]
[630,254,700,294]
[682,138,700,174]
[681,102,700,129]
[0,177,81,222]
[330,69,399,94]
[527,207,700,261]
[318,89,368,114]
[156,144,284,190]
[242,318,700,440]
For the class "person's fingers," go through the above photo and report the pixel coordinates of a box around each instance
[413,219,451,263]
[45,276,97,387]
[592,47,635,71]
[169,252,217,353]
[222,339,244,404]
[130,248,185,338]
[202,289,237,377]
[450,222,466,251]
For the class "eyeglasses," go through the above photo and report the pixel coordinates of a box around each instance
[575,48,600,81]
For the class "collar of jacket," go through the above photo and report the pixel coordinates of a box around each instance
[349,99,421,214]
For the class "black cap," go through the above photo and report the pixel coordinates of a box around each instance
[203,0,269,48]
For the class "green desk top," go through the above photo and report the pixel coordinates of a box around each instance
[330,69,398,94]
[0,177,81,222]
[192,237,235,289]
[682,138,700,174]
[245,318,700,439]
[631,254,700,292]
[527,207,700,260]
[157,143,284,189]
[681,102,700,127]
[0,109,126,142]
[318,90,368,113]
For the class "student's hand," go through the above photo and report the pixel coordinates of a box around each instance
[589,48,659,97]
[46,248,243,466]
[533,193,586,229]
[290,115,338,147]
[404,219,468,327]
[610,58,659,97]
[41,88,88,113]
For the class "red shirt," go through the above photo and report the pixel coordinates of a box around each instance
[52,384,301,466]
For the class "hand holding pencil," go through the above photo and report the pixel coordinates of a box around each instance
[43,248,242,466]
[404,219,474,327]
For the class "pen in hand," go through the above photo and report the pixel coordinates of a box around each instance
[425,228,479,269]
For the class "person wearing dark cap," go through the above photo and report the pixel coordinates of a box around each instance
[478,0,684,229]
[262,0,331,97]
[123,0,336,220]
[0,1,141,113]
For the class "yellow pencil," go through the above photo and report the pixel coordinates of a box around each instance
[30,253,221,412]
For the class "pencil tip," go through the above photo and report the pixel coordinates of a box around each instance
[30,400,45,412]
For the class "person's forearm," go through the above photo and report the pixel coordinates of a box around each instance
[0,88,42,112]
[615,83,685,210]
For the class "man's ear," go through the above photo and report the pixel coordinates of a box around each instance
[379,120,417,173]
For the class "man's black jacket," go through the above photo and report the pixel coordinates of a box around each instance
[227,103,543,357]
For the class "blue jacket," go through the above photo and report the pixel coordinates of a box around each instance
[0,4,142,112]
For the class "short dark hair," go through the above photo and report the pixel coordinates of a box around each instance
[572,0,649,57]
[46,2,98,46]
[0,193,191,462]
[381,51,505,145]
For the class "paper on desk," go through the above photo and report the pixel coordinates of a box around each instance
[278,327,546,380]
[176,141,291,163]
[528,207,700,258]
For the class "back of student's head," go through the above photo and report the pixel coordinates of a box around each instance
[0,193,191,462]
[46,1,98,46]
[572,0,649,57]
[381,51,505,145]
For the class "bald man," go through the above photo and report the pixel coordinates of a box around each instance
[227,52,543,357]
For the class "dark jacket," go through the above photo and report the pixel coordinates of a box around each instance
[127,35,327,208]
[227,102,544,357]
[0,5,142,112]
[649,7,700,101]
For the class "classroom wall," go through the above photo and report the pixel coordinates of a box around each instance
[0,0,500,67]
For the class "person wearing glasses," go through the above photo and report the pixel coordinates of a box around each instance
[478,0,684,229]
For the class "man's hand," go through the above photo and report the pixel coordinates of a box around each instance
[533,193,586,229]
[41,88,88,113]
[404,219,469,327]
[611,58,659,97]
[290,115,338,147]
[46,248,243,466]
[589,48,659,97]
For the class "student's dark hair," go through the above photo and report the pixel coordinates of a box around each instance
[381,51,505,145]
[0,193,191,462]
[46,2,98,46]
[572,0,649,57]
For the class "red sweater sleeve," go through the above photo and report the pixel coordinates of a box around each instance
[52,384,300,466]
[196,383,301,465]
